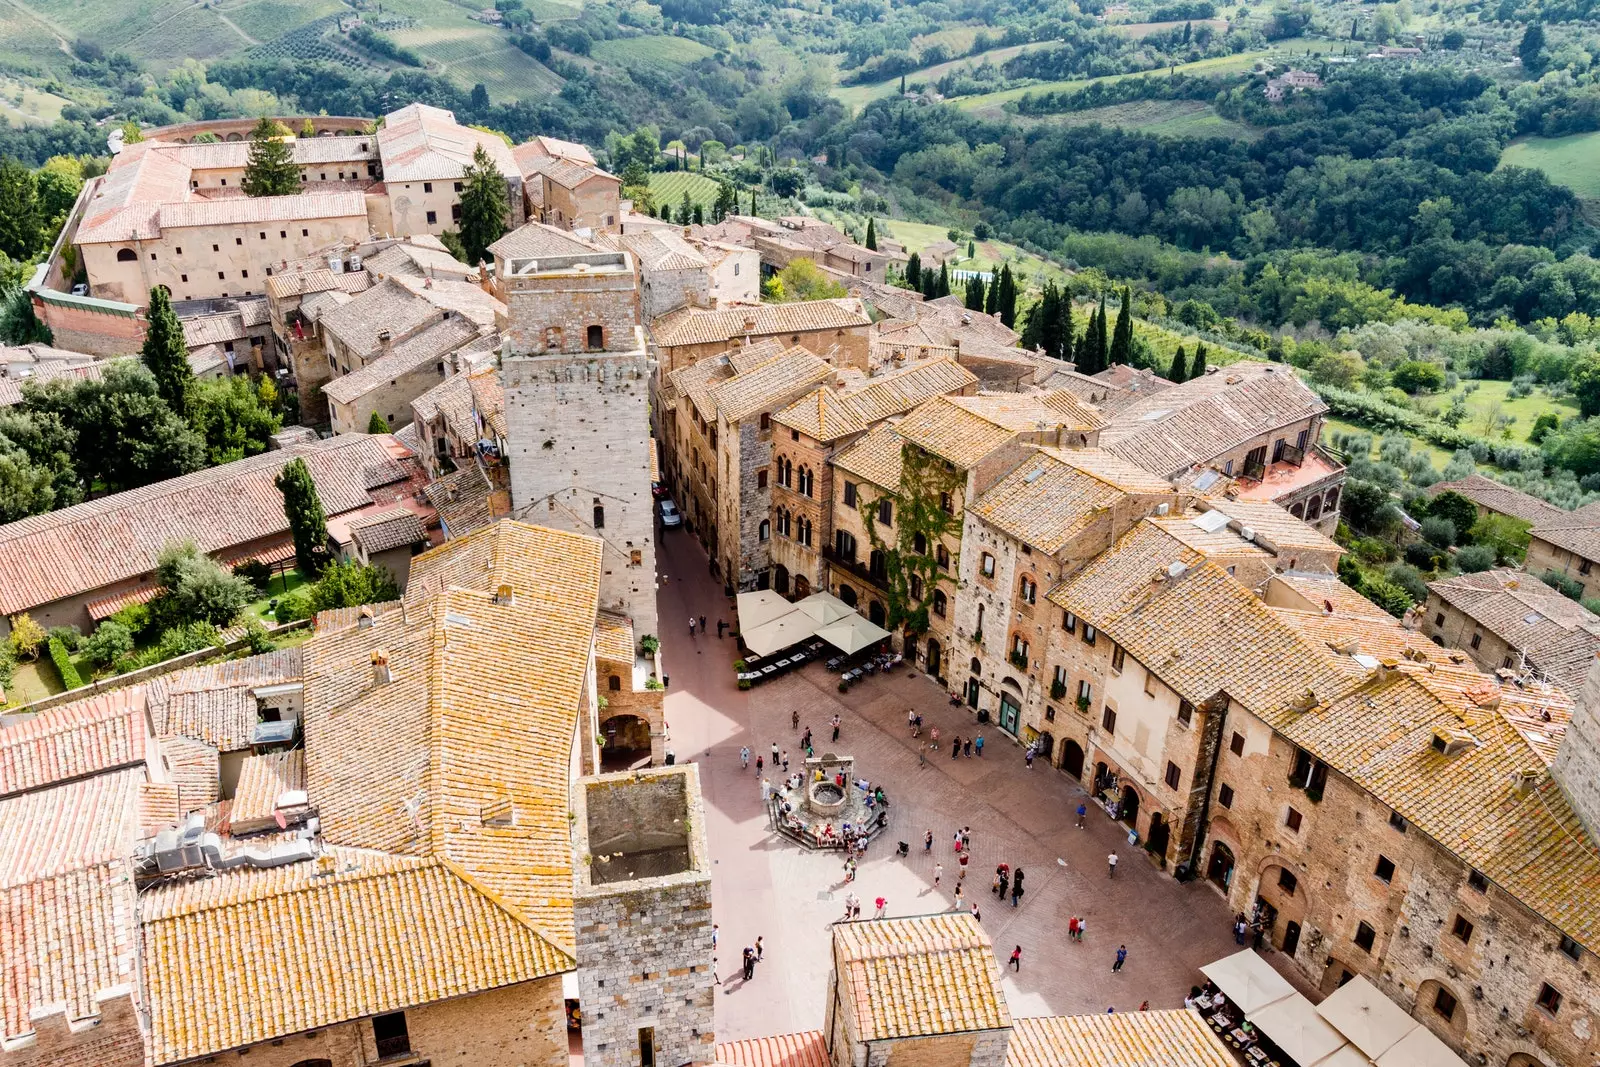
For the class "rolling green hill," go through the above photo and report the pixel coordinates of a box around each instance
[1499,132,1600,201]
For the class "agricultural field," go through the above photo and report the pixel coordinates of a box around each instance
[1016,98,1257,139]
[217,0,348,45]
[0,77,71,125]
[648,170,724,210]
[1109,17,1230,38]
[591,35,716,68]
[446,45,564,100]
[832,42,1055,111]
[1418,378,1580,439]
[1499,132,1600,202]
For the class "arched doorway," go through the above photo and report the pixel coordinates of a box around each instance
[998,681,1021,735]
[1118,784,1140,827]
[1320,959,1357,995]
[1061,740,1085,778]
[794,574,811,597]
[1207,841,1235,891]
[773,564,789,594]
[837,584,857,607]
[1256,861,1309,957]
[868,599,886,627]
[926,638,942,678]
[1146,812,1170,860]
[1035,731,1053,760]
[600,714,652,771]
[290,1061,334,1067]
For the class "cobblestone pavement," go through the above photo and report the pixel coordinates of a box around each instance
[655,533,1294,1041]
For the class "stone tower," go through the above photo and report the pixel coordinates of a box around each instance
[1554,654,1600,841]
[571,766,715,1067]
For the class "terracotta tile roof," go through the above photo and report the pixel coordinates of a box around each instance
[140,848,572,1064]
[0,362,106,407]
[1428,570,1600,694]
[151,137,376,171]
[1429,474,1565,526]
[617,228,709,272]
[265,267,344,300]
[513,135,597,169]
[182,312,248,348]
[1101,364,1325,478]
[158,191,366,230]
[149,649,305,753]
[715,1031,829,1067]
[712,347,834,422]
[670,352,737,424]
[364,240,477,281]
[1531,502,1600,563]
[310,522,602,948]
[0,689,150,799]
[489,220,602,261]
[75,146,195,244]
[652,300,870,348]
[841,358,977,423]
[158,734,220,815]
[0,435,414,615]
[894,391,1104,470]
[1268,572,1393,620]
[832,424,905,490]
[424,463,510,539]
[349,506,429,554]
[85,583,160,620]
[595,609,635,663]
[832,914,1010,1040]
[321,315,482,404]
[727,338,787,375]
[319,276,489,359]
[1150,512,1274,565]
[1007,1011,1235,1067]
[773,386,868,441]
[229,749,305,833]
[1193,498,1344,556]
[539,157,620,189]
[378,103,519,182]
[972,447,1174,555]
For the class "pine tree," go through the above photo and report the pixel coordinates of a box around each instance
[141,286,194,417]
[1191,342,1208,379]
[905,251,922,293]
[367,410,390,433]
[965,274,986,311]
[1109,286,1134,365]
[936,262,950,298]
[865,218,877,250]
[692,203,704,225]
[997,264,1018,329]
[458,144,509,265]
[1167,344,1188,384]
[0,158,41,261]
[241,117,299,198]
[275,456,330,577]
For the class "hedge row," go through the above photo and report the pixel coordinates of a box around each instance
[1311,383,1545,472]
[48,636,83,690]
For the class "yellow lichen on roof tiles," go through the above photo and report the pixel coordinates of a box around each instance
[833,424,905,490]
[841,358,978,424]
[972,448,1174,555]
[773,386,869,442]
[894,391,1103,470]
[832,914,1010,1041]
[140,849,571,1064]
[669,354,737,424]
[712,347,834,423]
[595,610,635,663]
[1196,498,1344,555]
[1007,1011,1235,1067]
[230,749,305,832]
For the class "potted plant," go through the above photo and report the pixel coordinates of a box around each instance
[640,634,660,655]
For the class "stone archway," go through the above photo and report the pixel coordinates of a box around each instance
[600,714,652,771]
[1060,739,1085,778]
[1146,812,1170,860]
[794,574,811,597]
[773,564,789,595]
[837,583,856,607]
[1118,783,1140,827]
[1256,861,1309,958]
[926,638,942,678]
[1207,840,1236,892]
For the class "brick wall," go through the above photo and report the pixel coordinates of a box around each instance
[1554,657,1600,842]
[0,985,144,1067]
[31,298,146,357]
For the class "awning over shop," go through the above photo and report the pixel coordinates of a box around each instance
[735,592,893,658]
[1314,977,1419,1061]
[1200,950,1296,1015]
[1373,1025,1467,1067]
[814,613,892,654]
[1245,993,1348,1066]
[735,589,797,631]
[793,591,855,626]
[742,612,825,657]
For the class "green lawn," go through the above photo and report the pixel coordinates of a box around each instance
[648,171,724,211]
[1015,98,1256,139]
[592,35,715,68]
[0,78,71,125]
[1499,132,1600,201]
[1417,379,1579,440]
[244,569,311,625]
[1109,17,1229,38]
[1323,414,1455,470]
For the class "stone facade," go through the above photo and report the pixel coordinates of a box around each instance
[659,322,870,376]
[0,985,144,1067]
[1527,533,1598,602]
[326,358,448,434]
[1554,657,1600,842]
[769,425,841,600]
[572,767,715,1067]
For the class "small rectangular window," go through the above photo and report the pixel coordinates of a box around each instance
[217,271,225,280]
[1560,935,1581,961]
[756,469,767,489]
[1374,855,1395,882]
[373,1011,411,1057]
[878,498,893,526]
[302,229,309,237]
[1101,706,1116,734]
[1433,987,1458,1021]
[1230,732,1245,757]
[1164,761,1180,789]
[241,269,248,279]
[1537,983,1563,1015]
[180,274,188,283]
[1467,870,1487,892]
[426,210,438,224]
[1111,646,1125,673]
[1177,700,1194,726]
[1285,807,1302,832]
[259,231,266,240]
[1277,868,1297,894]
[1470,632,1482,649]
[1451,915,1474,943]
[1218,783,1234,808]
[1389,811,1407,832]
[148,252,156,261]
[280,230,287,238]
[212,244,220,252]
[1083,625,1097,646]
[981,553,995,578]
[235,237,242,246]
[1062,611,1077,633]
[1079,680,1092,703]
[424,181,433,193]
[843,481,857,507]
[639,1026,656,1067]
[1354,922,1376,952]
[455,181,464,192]
[1434,612,1445,626]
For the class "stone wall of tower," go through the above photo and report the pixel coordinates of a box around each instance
[504,350,659,643]
[1554,654,1600,841]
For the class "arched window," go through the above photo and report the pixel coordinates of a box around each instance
[869,549,887,581]
[587,324,604,350]
[933,590,947,617]
[593,504,605,529]
[608,675,621,691]
[116,248,137,262]
[758,519,770,542]
[798,466,814,497]
[799,517,812,547]
[970,657,982,674]
[936,544,949,570]
[976,603,984,631]
[835,530,857,561]
[909,574,923,599]
[776,509,790,537]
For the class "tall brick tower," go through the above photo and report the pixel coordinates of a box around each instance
[571,766,715,1067]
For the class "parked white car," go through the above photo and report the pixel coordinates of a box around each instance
[659,499,682,528]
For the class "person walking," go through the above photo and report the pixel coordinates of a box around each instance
[919,742,927,768]
[1234,916,1247,945]
[831,714,841,742]
[952,735,962,759]
[699,615,707,635]
[953,881,964,909]
[740,746,750,770]
[924,829,934,853]
[974,733,984,757]
[843,893,859,920]
[844,856,857,882]
[1076,803,1087,829]
[930,725,940,745]
[908,708,918,735]
[962,826,972,852]
[1025,745,1035,770]
[1068,916,1080,941]
[1107,851,1119,878]
[875,896,887,919]
[933,862,944,887]
[802,727,812,750]
[742,946,756,980]
[755,936,764,961]
[997,869,1010,901]
[759,777,771,802]
[851,896,862,919]
[953,830,963,853]
[689,616,696,638]
[970,899,982,922]
[717,619,727,638]
[1113,945,1128,973]
[958,851,970,880]
[1009,945,1022,972]
[755,755,764,777]
[792,709,800,730]
[770,742,780,766]
[1011,868,1025,907]
[1076,916,1087,942]
[781,750,790,773]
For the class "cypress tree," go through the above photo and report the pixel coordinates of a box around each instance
[141,286,194,417]
[241,117,298,197]
[1167,344,1188,384]
[1021,283,1052,352]
[1109,286,1134,365]
[865,218,877,250]
[367,411,390,433]
[1095,293,1110,365]
[936,262,950,298]
[751,188,757,214]
[275,456,330,577]
[984,270,999,315]
[965,274,985,311]
[1057,290,1075,364]
[677,190,693,226]
[1077,309,1098,374]
[1191,342,1208,379]
[905,251,922,292]
[457,144,509,265]
[997,264,1017,328]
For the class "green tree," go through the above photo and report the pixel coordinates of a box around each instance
[936,262,950,299]
[0,443,56,522]
[864,218,877,250]
[1518,22,1546,73]
[33,156,83,234]
[1391,360,1445,394]
[367,410,390,433]
[153,541,254,628]
[1569,354,1600,418]
[81,619,134,668]
[0,158,42,261]
[0,285,51,345]
[1190,342,1207,379]
[8,612,44,660]
[119,120,143,145]
[308,558,400,612]
[1109,286,1134,365]
[1077,308,1104,375]
[1168,344,1188,383]
[274,456,330,577]
[1423,491,1479,541]
[23,362,203,493]
[189,375,283,465]
[903,251,922,294]
[1470,513,1531,563]
[773,259,846,301]
[141,286,194,416]
[995,264,1017,328]
[241,117,299,197]
[676,190,693,226]
[458,144,510,265]
[964,274,985,311]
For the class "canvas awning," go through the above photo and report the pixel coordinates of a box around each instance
[815,614,892,655]
[736,589,797,631]
[1315,977,1418,1060]
[741,612,824,657]
[1373,1025,1468,1067]
[1312,1047,1375,1067]
[793,591,855,626]
[1245,993,1348,1067]
[1200,950,1296,1014]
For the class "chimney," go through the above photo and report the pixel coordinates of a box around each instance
[377,329,392,354]
[493,583,515,606]
[371,648,393,685]
[357,605,376,629]
[743,315,757,332]
[683,226,691,238]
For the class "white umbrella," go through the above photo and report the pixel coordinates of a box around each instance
[1246,994,1348,1067]
[1374,1025,1469,1067]
[741,612,822,657]
[815,614,892,655]
[1199,950,1296,1014]
[1315,976,1418,1060]
[793,591,856,626]
[736,590,796,631]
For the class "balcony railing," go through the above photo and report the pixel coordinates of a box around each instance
[823,546,887,587]
[1280,442,1306,467]
[1242,459,1266,483]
